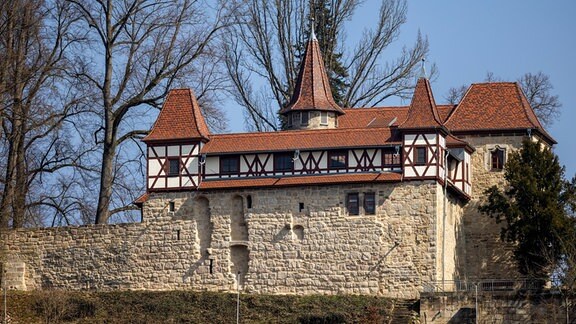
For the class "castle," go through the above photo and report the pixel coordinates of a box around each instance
[0,30,554,299]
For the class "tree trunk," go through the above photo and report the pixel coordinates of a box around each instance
[12,118,27,228]
[94,125,116,224]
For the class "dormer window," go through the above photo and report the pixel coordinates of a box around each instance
[320,112,328,125]
[301,111,309,125]
[292,112,300,125]
[491,148,505,171]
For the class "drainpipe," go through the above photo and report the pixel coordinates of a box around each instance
[442,149,449,292]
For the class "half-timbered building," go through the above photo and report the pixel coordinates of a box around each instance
[133,30,555,297]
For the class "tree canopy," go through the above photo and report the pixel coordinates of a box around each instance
[479,139,576,280]
[224,0,431,131]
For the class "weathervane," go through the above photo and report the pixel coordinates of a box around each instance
[310,4,317,40]
[420,58,427,78]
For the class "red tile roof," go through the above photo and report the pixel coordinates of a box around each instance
[446,134,475,152]
[338,107,407,128]
[444,82,554,143]
[143,89,210,143]
[134,192,149,206]
[279,35,344,115]
[202,127,399,154]
[399,78,444,130]
[199,172,402,190]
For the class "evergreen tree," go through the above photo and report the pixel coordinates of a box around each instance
[310,0,349,106]
[479,139,576,280]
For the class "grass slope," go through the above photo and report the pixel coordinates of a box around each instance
[3,290,418,323]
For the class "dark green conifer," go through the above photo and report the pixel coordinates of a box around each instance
[480,139,576,280]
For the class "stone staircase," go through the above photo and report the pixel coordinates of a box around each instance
[387,299,419,323]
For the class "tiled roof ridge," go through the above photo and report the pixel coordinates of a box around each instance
[188,89,211,140]
[280,34,344,115]
[513,82,545,130]
[208,125,393,140]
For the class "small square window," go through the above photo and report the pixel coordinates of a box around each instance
[347,193,359,215]
[221,155,239,174]
[168,159,180,176]
[274,152,293,172]
[364,193,376,215]
[320,112,328,125]
[301,111,309,125]
[415,147,427,165]
[329,151,347,169]
[491,148,505,170]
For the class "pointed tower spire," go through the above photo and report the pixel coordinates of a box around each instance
[399,77,444,130]
[279,25,344,124]
[144,89,210,143]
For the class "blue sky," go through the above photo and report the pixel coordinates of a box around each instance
[223,0,575,177]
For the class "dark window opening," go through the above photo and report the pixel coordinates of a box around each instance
[299,202,304,212]
[491,148,505,170]
[176,229,180,240]
[301,111,309,125]
[415,147,427,165]
[292,112,300,125]
[169,201,175,212]
[246,195,252,209]
[364,193,376,215]
[209,259,214,274]
[347,193,359,215]
[329,151,347,169]
[168,158,180,176]
[221,155,240,174]
[274,153,293,172]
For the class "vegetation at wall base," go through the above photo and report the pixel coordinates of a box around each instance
[2,290,418,323]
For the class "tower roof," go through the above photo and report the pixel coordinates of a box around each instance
[279,32,345,115]
[143,89,210,143]
[399,77,444,130]
[444,82,555,144]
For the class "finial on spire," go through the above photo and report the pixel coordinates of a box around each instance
[420,58,427,78]
[310,15,317,40]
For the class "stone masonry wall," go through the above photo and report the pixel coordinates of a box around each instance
[420,291,570,323]
[0,180,451,298]
[459,134,527,280]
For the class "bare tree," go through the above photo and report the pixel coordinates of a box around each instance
[224,0,431,131]
[66,0,233,224]
[518,72,561,128]
[444,85,467,105]
[0,0,87,228]
[445,71,561,127]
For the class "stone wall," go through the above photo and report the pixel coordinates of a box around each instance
[0,180,457,298]
[420,291,571,323]
[459,134,527,280]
